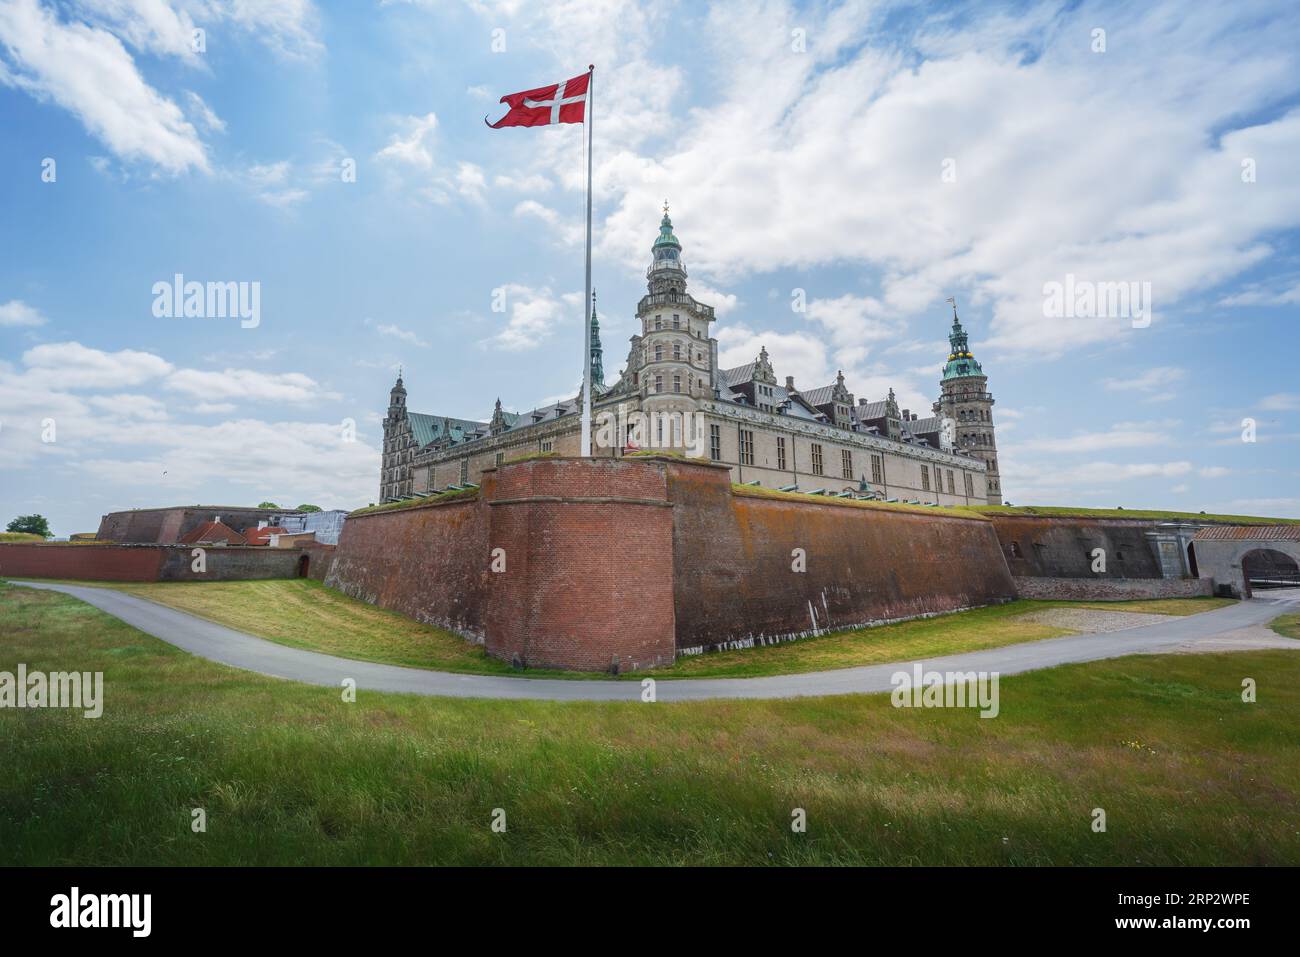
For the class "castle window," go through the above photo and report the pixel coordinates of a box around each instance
[459,459,468,484]
[654,374,664,393]
[655,343,663,361]
[673,342,681,360]
[655,315,662,330]
[672,314,680,329]
[740,429,754,466]
[673,374,682,393]
[921,465,931,492]
[1009,541,1023,558]
[710,424,721,461]
[964,473,974,497]
[841,449,853,479]
[777,436,787,470]
[947,470,956,495]
[811,443,824,475]
[495,452,504,466]
[541,440,553,452]
[871,453,884,485]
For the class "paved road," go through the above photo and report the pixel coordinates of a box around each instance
[11,580,1300,703]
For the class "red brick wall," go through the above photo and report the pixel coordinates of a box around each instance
[0,544,165,581]
[666,460,1017,652]
[325,497,490,640]
[0,543,324,582]
[484,457,676,672]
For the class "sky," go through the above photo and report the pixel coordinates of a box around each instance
[1,0,1298,537]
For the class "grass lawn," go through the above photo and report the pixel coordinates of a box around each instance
[57,578,1233,680]
[1273,613,1300,640]
[0,582,1297,865]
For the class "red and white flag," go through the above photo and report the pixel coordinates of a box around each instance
[486,71,589,128]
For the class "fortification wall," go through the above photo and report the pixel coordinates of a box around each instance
[665,461,1017,651]
[987,516,1164,578]
[1013,576,1213,601]
[484,457,676,672]
[0,543,327,582]
[324,497,489,640]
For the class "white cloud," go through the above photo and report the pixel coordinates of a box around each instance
[486,284,570,351]
[364,318,429,348]
[488,1,1300,357]
[22,341,173,388]
[0,299,47,327]
[375,112,437,170]
[0,0,208,172]
[165,368,337,404]
[1260,393,1300,411]
[1102,366,1186,393]
[88,393,168,420]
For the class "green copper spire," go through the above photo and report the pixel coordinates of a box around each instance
[589,291,605,390]
[941,297,984,380]
[653,199,681,250]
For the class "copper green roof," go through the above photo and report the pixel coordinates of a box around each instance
[653,210,681,249]
[942,312,984,380]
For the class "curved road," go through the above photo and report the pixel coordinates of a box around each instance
[12,580,1300,702]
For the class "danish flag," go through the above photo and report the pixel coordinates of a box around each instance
[486,71,590,128]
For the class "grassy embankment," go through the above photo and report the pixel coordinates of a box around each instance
[51,578,1235,679]
[0,581,1296,865]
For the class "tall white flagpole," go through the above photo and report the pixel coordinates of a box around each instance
[580,64,594,457]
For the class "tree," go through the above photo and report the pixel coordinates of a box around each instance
[257,502,279,509]
[296,504,323,512]
[7,514,51,538]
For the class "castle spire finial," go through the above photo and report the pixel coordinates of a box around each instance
[945,296,958,323]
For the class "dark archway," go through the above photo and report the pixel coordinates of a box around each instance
[1186,541,1199,578]
[1242,548,1300,589]
[296,554,310,578]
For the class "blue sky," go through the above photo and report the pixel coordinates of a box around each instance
[1,0,1298,536]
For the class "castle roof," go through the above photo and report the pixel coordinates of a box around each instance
[409,412,488,448]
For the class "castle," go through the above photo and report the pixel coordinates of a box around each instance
[381,206,1002,506]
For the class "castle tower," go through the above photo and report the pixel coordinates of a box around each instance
[635,203,716,447]
[933,302,1001,503]
[381,371,412,501]
[589,291,605,392]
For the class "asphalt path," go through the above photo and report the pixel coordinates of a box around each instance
[11,580,1299,702]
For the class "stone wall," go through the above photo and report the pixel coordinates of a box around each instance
[987,515,1165,578]
[0,543,329,583]
[1012,576,1214,601]
[666,460,1016,652]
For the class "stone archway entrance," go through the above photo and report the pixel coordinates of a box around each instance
[1242,548,1300,589]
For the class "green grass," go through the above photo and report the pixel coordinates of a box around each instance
[964,504,1300,525]
[1272,613,1300,640]
[63,579,1232,680]
[103,579,581,678]
[735,483,989,520]
[0,532,45,542]
[1,581,1297,865]
[347,486,478,517]
[651,597,1235,678]
[31,579,1237,677]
